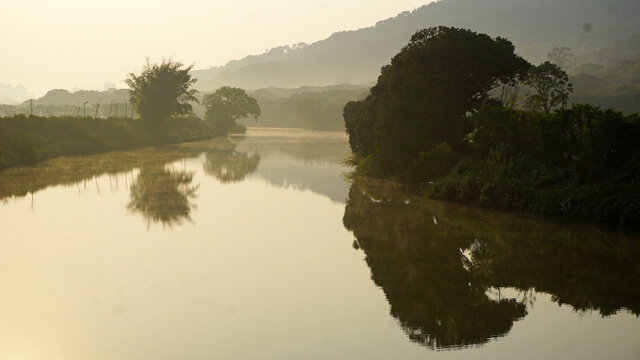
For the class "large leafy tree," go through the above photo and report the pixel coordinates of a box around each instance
[125,59,198,125]
[524,61,573,114]
[203,86,260,135]
[344,27,530,178]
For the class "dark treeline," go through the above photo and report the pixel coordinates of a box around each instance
[344,26,640,231]
[426,105,640,231]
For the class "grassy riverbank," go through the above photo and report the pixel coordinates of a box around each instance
[0,115,211,170]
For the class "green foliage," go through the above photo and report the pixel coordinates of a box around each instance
[203,87,260,136]
[345,26,530,180]
[125,59,198,125]
[413,143,458,183]
[0,115,211,170]
[427,104,640,231]
[524,61,573,113]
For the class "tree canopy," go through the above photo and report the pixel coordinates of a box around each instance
[344,26,530,178]
[203,86,260,136]
[524,61,573,113]
[125,59,198,125]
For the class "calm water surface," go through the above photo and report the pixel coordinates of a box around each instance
[0,128,638,359]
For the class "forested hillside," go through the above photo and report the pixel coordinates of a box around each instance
[192,0,640,90]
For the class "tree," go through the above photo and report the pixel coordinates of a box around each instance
[203,87,261,136]
[524,61,573,113]
[125,59,198,125]
[344,26,530,179]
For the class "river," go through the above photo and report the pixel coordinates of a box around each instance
[0,128,638,359]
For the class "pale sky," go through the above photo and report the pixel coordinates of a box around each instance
[0,0,434,97]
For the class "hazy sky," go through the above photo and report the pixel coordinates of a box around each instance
[0,0,433,97]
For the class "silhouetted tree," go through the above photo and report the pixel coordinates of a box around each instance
[203,87,260,136]
[524,61,573,113]
[344,27,530,180]
[125,59,198,125]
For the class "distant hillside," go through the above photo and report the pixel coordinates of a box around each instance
[0,84,33,104]
[26,88,130,106]
[188,84,368,131]
[570,54,640,113]
[240,86,368,131]
[192,0,640,91]
[0,88,133,118]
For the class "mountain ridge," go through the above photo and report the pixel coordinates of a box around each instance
[192,0,640,91]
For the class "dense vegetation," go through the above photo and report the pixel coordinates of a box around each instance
[0,115,211,170]
[345,27,640,231]
[345,27,529,178]
[426,105,640,231]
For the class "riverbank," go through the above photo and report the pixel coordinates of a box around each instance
[420,105,640,233]
[346,105,640,233]
[0,115,212,170]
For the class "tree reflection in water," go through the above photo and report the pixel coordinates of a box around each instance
[343,177,640,350]
[203,141,260,183]
[127,163,198,228]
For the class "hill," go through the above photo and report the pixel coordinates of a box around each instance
[192,0,640,91]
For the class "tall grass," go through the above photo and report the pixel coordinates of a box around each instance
[0,115,211,170]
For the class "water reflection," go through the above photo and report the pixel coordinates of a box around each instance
[0,137,264,227]
[0,145,202,203]
[203,144,260,183]
[127,164,199,227]
[234,129,350,203]
[343,177,640,350]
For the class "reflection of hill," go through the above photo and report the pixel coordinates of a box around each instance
[343,178,640,349]
[254,155,349,204]
[232,129,350,204]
